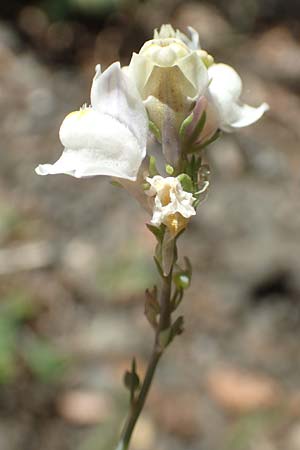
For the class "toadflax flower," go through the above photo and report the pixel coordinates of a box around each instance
[35,62,148,181]
[146,175,196,236]
[127,25,209,164]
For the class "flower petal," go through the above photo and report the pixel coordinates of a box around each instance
[91,61,148,150]
[127,52,155,93]
[176,26,200,50]
[35,109,145,180]
[208,63,269,131]
[177,52,208,97]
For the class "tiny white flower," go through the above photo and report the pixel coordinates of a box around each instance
[35,62,148,181]
[146,175,196,236]
[208,63,269,132]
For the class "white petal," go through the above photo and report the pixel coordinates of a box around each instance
[208,63,269,131]
[176,26,200,50]
[127,52,155,92]
[187,26,200,49]
[36,109,145,180]
[177,52,208,97]
[91,62,148,150]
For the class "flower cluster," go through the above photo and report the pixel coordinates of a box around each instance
[36,24,268,237]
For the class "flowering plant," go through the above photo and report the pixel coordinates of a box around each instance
[36,24,268,450]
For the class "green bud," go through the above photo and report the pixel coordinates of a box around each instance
[124,370,140,392]
[165,164,174,175]
[149,156,158,177]
[142,182,150,190]
[174,272,191,289]
[172,316,184,336]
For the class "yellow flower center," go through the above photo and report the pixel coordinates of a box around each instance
[65,108,91,121]
[160,185,171,206]
[164,213,189,236]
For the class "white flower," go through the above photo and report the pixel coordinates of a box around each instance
[207,63,269,132]
[146,175,196,236]
[127,25,209,164]
[35,62,148,181]
[174,27,269,138]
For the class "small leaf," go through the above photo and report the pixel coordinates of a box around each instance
[146,223,164,243]
[179,111,194,139]
[123,357,140,404]
[177,173,194,193]
[172,316,184,336]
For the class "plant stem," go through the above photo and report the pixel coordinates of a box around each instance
[116,271,173,450]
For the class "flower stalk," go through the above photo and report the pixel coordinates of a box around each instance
[116,266,174,450]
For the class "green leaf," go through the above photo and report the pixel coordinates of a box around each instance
[177,173,194,193]
[179,111,194,139]
[146,223,164,243]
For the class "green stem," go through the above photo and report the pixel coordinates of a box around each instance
[116,271,173,450]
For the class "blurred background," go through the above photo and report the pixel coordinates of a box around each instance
[1,0,300,449]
